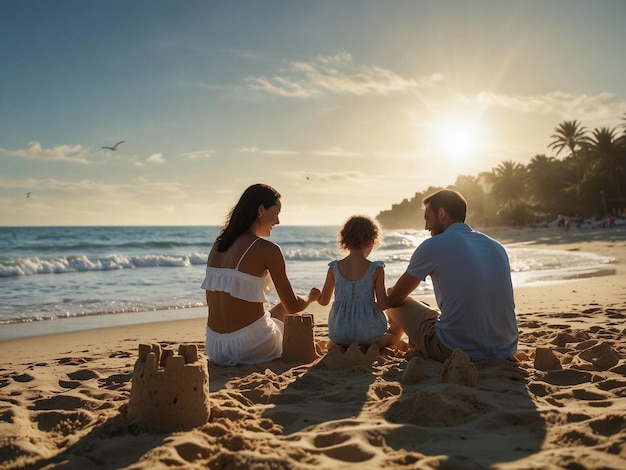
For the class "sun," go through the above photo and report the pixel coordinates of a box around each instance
[433,114,485,165]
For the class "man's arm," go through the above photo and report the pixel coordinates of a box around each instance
[387,272,421,308]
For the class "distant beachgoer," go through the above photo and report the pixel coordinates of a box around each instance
[202,183,320,366]
[386,189,518,362]
[317,215,395,351]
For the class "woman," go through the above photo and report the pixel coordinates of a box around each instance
[202,183,320,366]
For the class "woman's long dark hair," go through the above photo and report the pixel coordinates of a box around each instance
[215,184,281,252]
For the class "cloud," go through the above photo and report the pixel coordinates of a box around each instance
[182,150,214,159]
[471,91,626,119]
[261,149,298,155]
[234,147,298,155]
[147,153,165,164]
[287,170,365,183]
[313,147,362,157]
[0,177,189,199]
[247,53,443,98]
[0,141,90,163]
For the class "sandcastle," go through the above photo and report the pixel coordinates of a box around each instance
[127,343,210,431]
[281,313,318,364]
[438,348,478,387]
[316,343,380,370]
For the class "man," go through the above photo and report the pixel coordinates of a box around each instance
[387,189,518,362]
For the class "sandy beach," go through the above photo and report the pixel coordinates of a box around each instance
[1,226,625,469]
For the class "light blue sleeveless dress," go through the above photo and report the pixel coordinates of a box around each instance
[327,260,389,346]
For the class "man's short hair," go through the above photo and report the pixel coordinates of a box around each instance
[423,189,467,222]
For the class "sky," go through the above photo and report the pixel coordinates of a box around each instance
[1,0,625,226]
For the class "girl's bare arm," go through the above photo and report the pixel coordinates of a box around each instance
[374,265,390,310]
[317,266,335,306]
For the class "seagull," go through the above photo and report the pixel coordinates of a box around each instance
[26,192,31,198]
[102,141,125,151]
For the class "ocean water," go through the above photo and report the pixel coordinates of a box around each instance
[0,226,615,331]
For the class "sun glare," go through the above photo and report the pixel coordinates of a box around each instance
[433,114,485,165]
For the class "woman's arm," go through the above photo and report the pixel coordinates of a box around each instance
[317,266,335,306]
[265,241,320,313]
[374,265,390,310]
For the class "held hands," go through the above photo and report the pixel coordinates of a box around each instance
[308,287,321,303]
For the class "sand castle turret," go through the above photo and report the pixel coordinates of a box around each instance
[127,343,210,431]
[281,313,318,364]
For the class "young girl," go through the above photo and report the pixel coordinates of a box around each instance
[318,215,395,351]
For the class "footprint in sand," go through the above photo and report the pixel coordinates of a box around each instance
[313,439,374,463]
[67,369,101,381]
[606,309,626,319]
[571,388,608,401]
[527,381,556,398]
[58,379,81,389]
[588,414,626,437]
[99,372,133,390]
[12,373,35,383]
[582,307,603,314]
[34,410,92,434]
[539,369,592,386]
[558,429,599,447]
[173,442,212,462]
[520,320,543,329]
[32,394,101,411]
[370,382,402,400]
[595,378,626,393]
[57,357,91,365]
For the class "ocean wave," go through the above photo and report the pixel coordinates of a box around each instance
[0,301,205,325]
[0,252,209,277]
[282,248,338,261]
[0,248,347,277]
[507,248,615,272]
[0,246,614,278]
[2,239,212,255]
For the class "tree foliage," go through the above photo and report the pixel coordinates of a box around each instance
[377,116,626,228]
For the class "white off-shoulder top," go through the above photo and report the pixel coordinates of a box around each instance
[201,237,274,302]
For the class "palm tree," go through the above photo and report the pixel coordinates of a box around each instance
[492,160,526,204]
[490,161,529,226]
[525,154,572,215]
[618,112,626,147]
[526,154,557,201]
[548,120,591,184]
[587,127,625,200]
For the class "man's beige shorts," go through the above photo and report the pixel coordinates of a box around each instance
[396,301,453,362]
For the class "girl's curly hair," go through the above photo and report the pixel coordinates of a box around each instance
[337,215,382,252]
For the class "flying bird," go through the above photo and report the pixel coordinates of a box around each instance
[102,141,125,151]
[26,192,31,198]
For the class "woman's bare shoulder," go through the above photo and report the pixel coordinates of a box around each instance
[256,237,282,252]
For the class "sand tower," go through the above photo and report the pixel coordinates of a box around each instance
[127,343,210,431]
[281,313,318,363]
